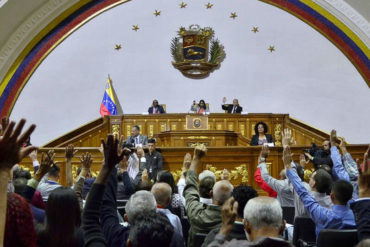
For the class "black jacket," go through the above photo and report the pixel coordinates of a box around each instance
[144,150,163,181]
[148,105,166,114]
[222,104,243,113]
[250,134,274,146]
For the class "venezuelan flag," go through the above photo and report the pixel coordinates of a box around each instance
[100,76,117,117]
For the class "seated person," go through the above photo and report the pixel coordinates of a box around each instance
[125,125,148,146]
[250,121,274,146]
[190,99,209,115]
[221,97,243,113]
[148,99,166,114]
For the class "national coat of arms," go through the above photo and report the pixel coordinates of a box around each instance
[171,25,226,78]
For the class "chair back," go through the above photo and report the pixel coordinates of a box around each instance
[282,206,295,224]
[160,104,166,111]
[193,233,207,247]
[317,229,358,247]
[293,216,316,246]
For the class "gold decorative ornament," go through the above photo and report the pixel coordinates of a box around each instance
[252,27,259,33]
[132,25,139,31]
[230,12,237,19]
[268,45,275,52]
[230,164,249,183]
[154,10,161,16]
[171,24,226,79]
[115,44,122,50]
[274,124,282,146]
[206,3,213,9]
[112,124,121,137]
[180,2,187,8]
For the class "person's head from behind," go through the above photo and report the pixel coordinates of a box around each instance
[131,125,140,137]
[13,167,31,180]
[243,196,285,241]
[151,182,172,208]
[309,169,332,193]
[152,99,159,107]
[157,170,177,194]
[148,138,156,154]
[331,179,353,205]
[254,121,268,135]
[199,175,216,199]
[127,212,174,247]
[125,191,157,224]
[232,185,258,219]
[211,180,233,205]
[199,99,206,109]
[13,177,28,195]
[44,187,81,246]
[232,99,239,106]
[48,165,60,182]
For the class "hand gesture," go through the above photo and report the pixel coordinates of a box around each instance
[182,153,192,172]
[260,145,269,159]
[221,169,230,180]
[358,145,370,198]
[35,150,55,181]
[330,129,340,146]
[80,152,93,169]
[220,197,238,236]
[142,168,149,181]
[101,134,125,170]
[282,128,293,148]
[0,119,37,171]
[222,97,227,104]
[299,154,309,168]
[283,146,292,169]
[65,144,78,160]
[29,150,38,162]
[339,137,348,154]
[194,144,207,159]
[0,117,9,136]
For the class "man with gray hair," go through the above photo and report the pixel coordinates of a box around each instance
[125,190,157,223]
[183,144,234,247]
[208,197,292,246]
[151,182,183,240]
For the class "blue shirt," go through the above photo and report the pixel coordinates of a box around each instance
[286,168,355,238]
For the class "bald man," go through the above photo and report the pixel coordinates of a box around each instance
[151,182,183,240]
[183,145,234,247]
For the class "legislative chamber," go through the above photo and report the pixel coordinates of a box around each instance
[19,113,368,195]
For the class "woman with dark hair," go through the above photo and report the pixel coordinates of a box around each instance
[37,187,84,247]
[157,171,185,218]
[190,99,210,115]
[250,121,274,146]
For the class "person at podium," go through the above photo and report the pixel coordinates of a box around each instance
[148,99,166,114]
[221,97,243,113]
[190,99,209,115]
[250,121,274,146]
[125,125,148,146]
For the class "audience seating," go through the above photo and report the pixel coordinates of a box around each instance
[193,232,207,247]
[316,229,358,247]
[292,216,316,247]
[282,206,295,224]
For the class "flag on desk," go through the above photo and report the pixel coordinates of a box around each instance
[100,75,122,116]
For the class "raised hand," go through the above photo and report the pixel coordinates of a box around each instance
[283,146,292,169]
[220,197,239,236]
[35,150,55,181]
[65,144,78,160]
[182,153,192,171]
[0,119,37,171]
[29,150,38,162]
[0,117,9,136]
[260,145,269,159]
[80,152,93,169]
[330,129,340,146]
[193,144,207,159]
[101,134,125,170]
[358,145,370,198]
[221,169,230,180]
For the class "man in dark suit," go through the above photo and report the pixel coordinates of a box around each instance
[144,138,163,182]
[125,125,148,146]
[148,99,166,114]
[221,98,243,114]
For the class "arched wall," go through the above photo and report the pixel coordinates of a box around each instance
[2,0,370,145]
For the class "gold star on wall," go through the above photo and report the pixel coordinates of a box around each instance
[114,44,121,50]
[268,46,275,52]
[252,27,259,33]
[132,25,139,31]
[206,3,213,9]
[230,12,237,19]
[180,2,187,8]
[154,10,161,16]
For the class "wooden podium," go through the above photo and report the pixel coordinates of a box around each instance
[185,115,208,130]
[155,130,240,147]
